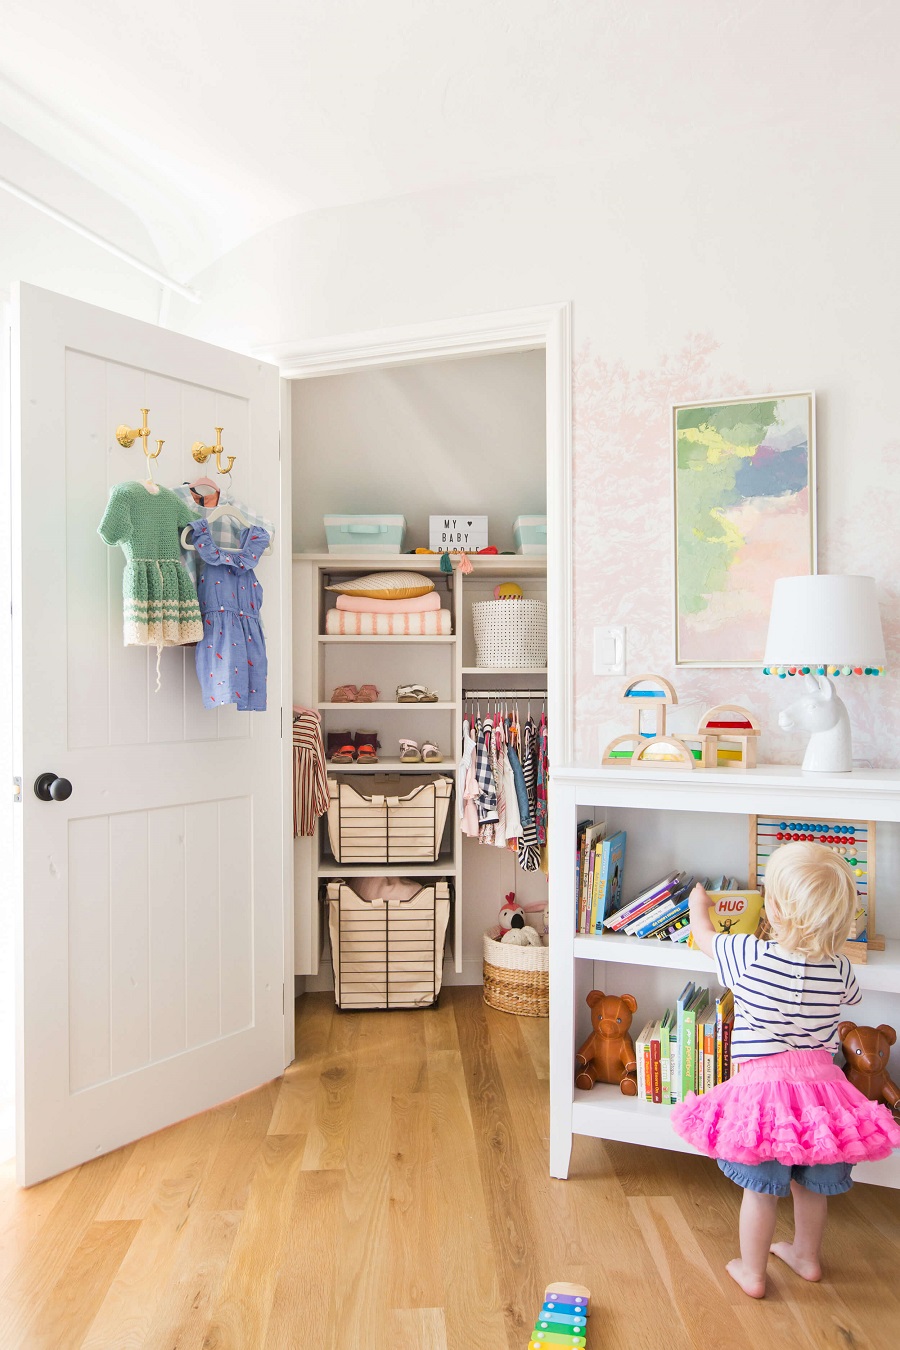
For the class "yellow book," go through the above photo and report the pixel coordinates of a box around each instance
[688,890,764,948]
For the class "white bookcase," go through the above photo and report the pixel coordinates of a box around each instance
[292,551,548,981]
[548,764,900,1190]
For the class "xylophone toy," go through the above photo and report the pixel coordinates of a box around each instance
[750,815,882,962]
[528,1282,591,1348]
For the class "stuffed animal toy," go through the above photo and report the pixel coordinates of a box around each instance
[498,892,525,937]
[574,990,638,1096]
[500,926,542,946]
[838,1021,900,1116]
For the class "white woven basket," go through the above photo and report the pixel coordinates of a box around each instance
[472,599,547,670]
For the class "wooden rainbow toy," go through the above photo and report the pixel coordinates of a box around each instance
[695,703,761,769]
[529,1283,591,1349]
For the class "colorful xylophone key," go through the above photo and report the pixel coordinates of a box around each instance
[528,1282,591,1348]
[529,1335,587,1349]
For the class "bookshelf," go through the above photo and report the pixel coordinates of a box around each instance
[549,763,900,1190]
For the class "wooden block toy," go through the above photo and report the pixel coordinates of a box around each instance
[621,674,677,738]
[528,1283,591,1348]
[696,704,761,769]
[750,815,882,962]
[630,736,695,769]
[603,677,696,768]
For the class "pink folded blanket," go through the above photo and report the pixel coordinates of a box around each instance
[335,591,441,614]
[325,608,452,636]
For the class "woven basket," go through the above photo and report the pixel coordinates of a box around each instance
[472,599,547,670]
[482,926,549,1017]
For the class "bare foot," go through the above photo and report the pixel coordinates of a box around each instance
[726,1258,767,1299]
[770,1241,822,1282]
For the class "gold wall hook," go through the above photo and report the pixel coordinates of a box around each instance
[191,426,236,475]
[148,439,164,461]
[117,407,151,451]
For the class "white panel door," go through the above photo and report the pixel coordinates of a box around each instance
[11,282,288,1185]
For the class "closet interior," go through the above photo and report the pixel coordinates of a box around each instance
[289,349,549,992]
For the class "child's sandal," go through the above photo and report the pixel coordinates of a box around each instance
[399,738,422,763]
[355,742,379,764]
[356,684,380,702]
[421,741,444,764]
[330,684,358,703]
[397,683,439,703]
[330,743,357,763]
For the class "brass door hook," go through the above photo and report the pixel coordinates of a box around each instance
[191,427,236,475]
[117,407,164,475]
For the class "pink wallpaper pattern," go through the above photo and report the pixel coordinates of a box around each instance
[572,337,899,769]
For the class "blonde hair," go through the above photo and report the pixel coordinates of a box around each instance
[764,841,857,960]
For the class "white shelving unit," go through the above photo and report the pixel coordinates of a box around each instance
[292,551,548,982]
[549,763,900,1190]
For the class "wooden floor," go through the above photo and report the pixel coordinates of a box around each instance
[0,988,898,1349]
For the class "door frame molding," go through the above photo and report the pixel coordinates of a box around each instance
[258,302,573,986]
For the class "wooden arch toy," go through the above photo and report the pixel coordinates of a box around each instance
[621,674,677,739]
[630,736,695,770]
[696,704,760,769]
[601,733,644,766]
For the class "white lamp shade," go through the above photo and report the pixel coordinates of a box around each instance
[764,575,885,666]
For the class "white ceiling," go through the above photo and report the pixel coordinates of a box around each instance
[1,1,896,280]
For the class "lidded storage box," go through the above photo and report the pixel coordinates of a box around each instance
[327,879,451,1009]
[326,774,453,864]
[472,598,547,670]
[513,514,547,555]
[324,514,406,554]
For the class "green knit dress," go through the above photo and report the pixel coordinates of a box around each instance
[99,482,202,647]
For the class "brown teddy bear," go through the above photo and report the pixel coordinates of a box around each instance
[838,1021,900,1117]
[575,990,638,1096]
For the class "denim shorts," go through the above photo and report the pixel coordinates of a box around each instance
[717,1157,853,1197]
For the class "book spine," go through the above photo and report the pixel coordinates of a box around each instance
[703,1027,715,1092]
[586,844,598,933]
[682,1012,696,1101]
[592,841,608,934]
[669,1035,679,1104]
[660,1018,671,1106]
[716,1011,724,1084]
[722,1016,733,1082]
[635,1033,645,1099]
[643,1042,652,1102]
[650,1035,662,1105]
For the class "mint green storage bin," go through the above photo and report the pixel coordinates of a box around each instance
[324,514,406,554]
[513,515,547,555]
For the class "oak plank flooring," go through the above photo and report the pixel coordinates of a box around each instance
[1,988,898,1349]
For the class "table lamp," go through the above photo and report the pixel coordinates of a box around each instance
[763,575,885,773]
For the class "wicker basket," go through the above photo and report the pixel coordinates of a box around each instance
[472,599,547,670]
[482,926,549,1017]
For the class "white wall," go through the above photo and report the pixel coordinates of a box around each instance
[0,125,166,320]
[292,351,545,552]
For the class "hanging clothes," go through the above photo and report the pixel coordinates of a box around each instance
[98,481,202,649]
[473,720,500,827]
[292,711,329,837]
[535,713,549,848]
[517,717,542,872]
[190,519,269,710]
[174,485,275,587]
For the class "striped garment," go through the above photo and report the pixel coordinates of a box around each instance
[713,933,862,1062]
[292,711,329,837]
[324,608,452,636]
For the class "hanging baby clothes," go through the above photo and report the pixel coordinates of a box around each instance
[535,713,548,847]
[98,482,202,649]
[517,717,542,872]
[458,719,477,820]
[190,519,269,710]
[473,719,500,829]
[292,710,329,836]
[174,485,275,587]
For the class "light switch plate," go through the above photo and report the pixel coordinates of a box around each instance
[593,625,625,675]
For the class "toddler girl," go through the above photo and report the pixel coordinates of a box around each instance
[672,841,900,1299]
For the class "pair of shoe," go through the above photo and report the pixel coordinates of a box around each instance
[327,731,380,764]
[331,684,379,703]
[396,684,439,703]
[399,738,443,764]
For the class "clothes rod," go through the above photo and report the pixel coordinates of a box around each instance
[463,688,547,699]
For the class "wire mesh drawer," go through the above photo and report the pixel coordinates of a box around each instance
[326,879,451,1009]
[326,774,453,863]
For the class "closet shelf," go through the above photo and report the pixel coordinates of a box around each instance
[317,701,456,711]
[326,759,454,774]
[318,635,457,644]
[317,857,456,878]
[294,551,547,572]
[461,666,547,675]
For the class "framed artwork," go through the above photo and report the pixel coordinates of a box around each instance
[673,391,816,667]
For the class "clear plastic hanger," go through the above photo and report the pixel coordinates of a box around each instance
[181,503,274,554]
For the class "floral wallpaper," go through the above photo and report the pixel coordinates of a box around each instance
[572,337,900,769]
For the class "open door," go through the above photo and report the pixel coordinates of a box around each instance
[11,283,288,1185]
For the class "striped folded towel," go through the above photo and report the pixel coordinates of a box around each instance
[335,591,441,614]
[324,608,452,635]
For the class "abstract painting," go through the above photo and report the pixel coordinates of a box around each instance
[673,392,815,666]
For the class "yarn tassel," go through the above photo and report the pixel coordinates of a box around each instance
[457,550,473,575]
[154,645,162,693]
[440,550,453,573]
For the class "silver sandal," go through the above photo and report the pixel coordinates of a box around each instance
[399,738,422,763]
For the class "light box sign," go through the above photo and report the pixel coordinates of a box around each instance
[429,514,488,552]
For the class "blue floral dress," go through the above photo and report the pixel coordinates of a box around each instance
[190,519,269,711]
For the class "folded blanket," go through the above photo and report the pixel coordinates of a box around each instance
[335,591,441,614]
[325,608,452,635]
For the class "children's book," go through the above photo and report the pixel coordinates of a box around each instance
[687,890,764,948]
[659,1010,672,1105]
[721,1009,735,1083]
[593,831,626,931]
[715,989,735,1084]
[650,1023,663,1104]
[635,1018,655,1101]
[675,982,695,1102]
[575,820,593,930]
[576,820,604,932]
[702,1006,717,1093]
[669,1031,679,1104]
[682,987,708,1099]
[602,871,681,930]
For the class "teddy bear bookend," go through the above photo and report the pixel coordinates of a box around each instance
[838,1021,900,1116]
[574,989,639,1096]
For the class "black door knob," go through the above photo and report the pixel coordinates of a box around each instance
[34,773,73,802]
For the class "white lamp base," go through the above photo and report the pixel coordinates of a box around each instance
[777,674,853,774]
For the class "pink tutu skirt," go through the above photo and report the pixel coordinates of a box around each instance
[671,1048,900,1167]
